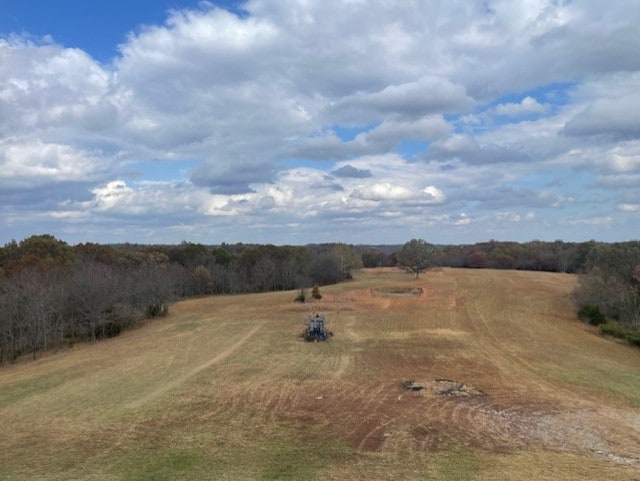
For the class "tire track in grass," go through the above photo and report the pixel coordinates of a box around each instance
[126,325,261,409]
[398,272,568,453]
[456,272,640,465]
[357,418,394,451]
[332,354,351,379]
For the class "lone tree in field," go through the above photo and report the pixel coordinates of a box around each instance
[397,239,441,278]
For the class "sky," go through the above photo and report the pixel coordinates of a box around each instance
[1,0,639,246]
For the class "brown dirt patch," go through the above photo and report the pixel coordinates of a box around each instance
[371,286,424,297]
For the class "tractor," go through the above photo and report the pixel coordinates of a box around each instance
[304,313,330,341]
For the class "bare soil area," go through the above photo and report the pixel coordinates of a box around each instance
[1,268,640,480]
[371,286,424,297]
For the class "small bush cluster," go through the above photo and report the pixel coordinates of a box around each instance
[577,304,606,326]
[577,302,640,348]
[294,287,307,303]
[600,322,640,347]
[295,286,323,303]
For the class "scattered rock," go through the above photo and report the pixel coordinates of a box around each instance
[402,379,484,398]
[402,380,424,391]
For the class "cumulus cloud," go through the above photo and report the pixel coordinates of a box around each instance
[618,203,640,213]
[190,160,276,194]
[603,143,640,173]
[0,38,114,138]
[358,116,451,147]
[0,140,106,187]
[563,93,640,140]
[496,212,522,223]
[351,182,444,204]
[2,0,640,243]
[352,182,414,202]
[331,165,372,178]
[289,115,451,160]
[424,134,530,165]
[493,96,548,116]
[454,213,471,226]
[327,77,474,124]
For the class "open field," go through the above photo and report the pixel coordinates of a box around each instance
[1,268,640,480]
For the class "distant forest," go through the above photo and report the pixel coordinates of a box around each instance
[1,235,639,363]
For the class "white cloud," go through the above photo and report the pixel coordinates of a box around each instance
[2,0,640,243]
[359,116,451,145]
[425,133,530,165]
[573,95,640,135]
[352,182,415,201]
[496,212,522,223]
[90,181,136,212]
[618,203,640,213]
[288,115,451,160]
[454,213,471,226]
[0,38,113,137]
[423,186,446,203]
[605,143,640,173]
[0,140,105,187]
[327,76,474,123]
[493,96,548,116]
[351,182,444,204]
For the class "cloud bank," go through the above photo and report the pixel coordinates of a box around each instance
[1,0,640,244]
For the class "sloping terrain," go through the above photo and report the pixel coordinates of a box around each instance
[1,268,639,480]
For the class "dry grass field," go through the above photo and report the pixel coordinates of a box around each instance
[1,268,640,480]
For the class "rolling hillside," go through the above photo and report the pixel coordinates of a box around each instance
[1,268,639,480]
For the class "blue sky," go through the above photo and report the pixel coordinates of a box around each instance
[0,1,243,62]
[1,1,639,245]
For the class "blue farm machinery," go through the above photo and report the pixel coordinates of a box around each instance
[304,313,331,341]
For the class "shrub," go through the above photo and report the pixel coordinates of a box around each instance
[577,304,606,326]
[628,334,640,347]
[102,321,122,338]
[311,285,322,299]
[599,321,628,339]
[600,321,640,346]
[102,302,144,339]
[294,287,307,303]
[147,303,169,317]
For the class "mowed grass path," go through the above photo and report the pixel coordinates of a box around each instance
[1,268,640,480]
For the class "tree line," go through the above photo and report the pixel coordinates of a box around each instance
[390,238,640,346]
[360,240,593,273]
[572,241,640,345]
[2,234,639,363]
[0,235,362,364]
